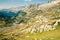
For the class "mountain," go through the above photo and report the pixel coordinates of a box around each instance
[0,8,27,26]
[0,0,60,40]
[9,6,25,13]
[21,0,60,33]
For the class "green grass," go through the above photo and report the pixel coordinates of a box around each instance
[17,25,60,40]
[0,25,60,40]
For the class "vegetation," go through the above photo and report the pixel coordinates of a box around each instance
[0,0,60,40]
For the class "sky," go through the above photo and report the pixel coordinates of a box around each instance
[0,0,49,9]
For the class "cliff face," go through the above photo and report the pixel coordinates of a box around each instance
[19,0,60,33]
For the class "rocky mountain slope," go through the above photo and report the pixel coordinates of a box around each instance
[0,0,60,40]
[19,0,60,33]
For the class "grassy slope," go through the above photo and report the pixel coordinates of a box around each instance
[0,25,60,40]
[18,25,60,40]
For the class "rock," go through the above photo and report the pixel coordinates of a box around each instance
[37,27,40,32]
[46,25,53,31]
[44,25,49,31]
[39,25,44,32]
[30,27,36,34]
[52,26,56,30]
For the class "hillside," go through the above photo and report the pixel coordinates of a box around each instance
[0,0,60,40]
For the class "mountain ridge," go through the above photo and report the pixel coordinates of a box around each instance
[0,0,60,40]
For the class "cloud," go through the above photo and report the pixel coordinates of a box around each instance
[0,5,9,9]
[24,0,32,1]
[0,4,21,9]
